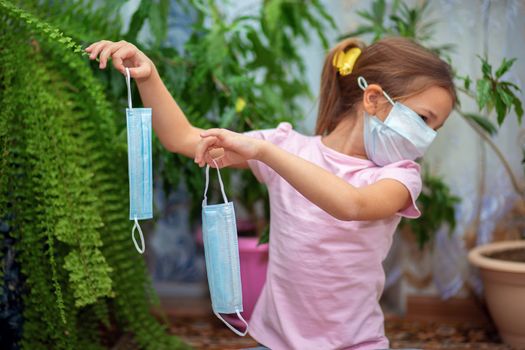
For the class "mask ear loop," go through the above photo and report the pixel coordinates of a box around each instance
[202,164,210,207]
[126,67,145,254]
[125,67,133,110]
[214,310,249,337]
[132,216,145,254]
[202,159,229,207]
[357,76,396,107]
[213,159,228,204]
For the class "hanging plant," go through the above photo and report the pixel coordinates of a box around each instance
[0,1,189,349]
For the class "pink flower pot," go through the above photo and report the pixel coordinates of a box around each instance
[224,236,268,328]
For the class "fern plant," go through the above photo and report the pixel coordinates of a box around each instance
[0,1,189,349]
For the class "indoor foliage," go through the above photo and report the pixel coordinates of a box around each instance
[15,0,336,243]
[342,0,523,248]
[0,1,189,349]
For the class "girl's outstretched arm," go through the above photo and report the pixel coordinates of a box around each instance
[86,40,213,160]
[195,129,412,221]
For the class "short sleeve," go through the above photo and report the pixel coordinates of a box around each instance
[375,160,422,218]
[244,122,293,184]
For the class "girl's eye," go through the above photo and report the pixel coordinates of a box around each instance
[418,114,429,123]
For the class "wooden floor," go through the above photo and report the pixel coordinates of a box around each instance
[158,296,515,350]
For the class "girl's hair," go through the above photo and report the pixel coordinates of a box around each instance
[316,37,456,135]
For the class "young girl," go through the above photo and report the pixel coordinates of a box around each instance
[86,36,455,349]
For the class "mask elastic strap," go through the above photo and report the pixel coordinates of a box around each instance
[202,159,228,207]
[357,76,395,106]
[213,309,249,337]
[127,68,143,254]
[131,216,145,254]
[125,67,133,110]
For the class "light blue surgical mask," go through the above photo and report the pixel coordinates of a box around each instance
[202,162,248,336]
[125,67,153,254]
[358,76,437,166]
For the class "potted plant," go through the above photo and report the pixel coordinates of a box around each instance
[466,57,525,347]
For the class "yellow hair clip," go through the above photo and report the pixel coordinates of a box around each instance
[332,47,362,76]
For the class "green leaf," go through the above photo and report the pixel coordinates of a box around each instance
[464,113,497,135]
[497,83,523,124]
[125,0,152,42]
[513,95,523,123]
[338,26,376,40]
[258,226,269,245]
[149,0,169,46]
[372,0,387,22]
[495,57,517,78]
[501,81,522,92]
[479,56,492,77]
[476,78,491,110]
[497,84,514,107]
[311,0,337,31]
[463,75,471,91]
[495,92,507,125]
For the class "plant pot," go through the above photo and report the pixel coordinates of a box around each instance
[468,240,525,348]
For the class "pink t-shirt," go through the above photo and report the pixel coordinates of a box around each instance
[245,122,421,350]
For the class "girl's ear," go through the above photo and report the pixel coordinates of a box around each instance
[362,84,384,115]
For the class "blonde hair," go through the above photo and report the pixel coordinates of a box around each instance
[316,37,456,135]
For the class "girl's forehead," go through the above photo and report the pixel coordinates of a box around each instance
[403,86,454,126]
[408,86,454,109]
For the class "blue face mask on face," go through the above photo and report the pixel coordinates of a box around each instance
[202,162,248,336]
[358,76,437,166]
[125,68,153,254]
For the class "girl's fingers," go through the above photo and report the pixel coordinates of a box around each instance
[128,64,150,79]
[195,136,220,167]
[87,40,109,60]
[205,153,224,169]
[200,128,225,139]
[112,45,140,73]
[98,41,126,69]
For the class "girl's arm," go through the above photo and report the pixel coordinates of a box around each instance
[257,141,411,221]
[86,40,242,162]
[134,67,201,157]
[195,129,412,221]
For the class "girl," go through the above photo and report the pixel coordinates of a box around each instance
[86,36,455,349]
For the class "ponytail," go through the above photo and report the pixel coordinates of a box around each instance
[316,38,366,135]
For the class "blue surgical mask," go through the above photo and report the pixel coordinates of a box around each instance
[358,76,437,166]
[202,162,248,336]
[125,68,153,254]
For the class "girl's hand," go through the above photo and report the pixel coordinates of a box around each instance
[85,40,154,80]
[194,129,264,168]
